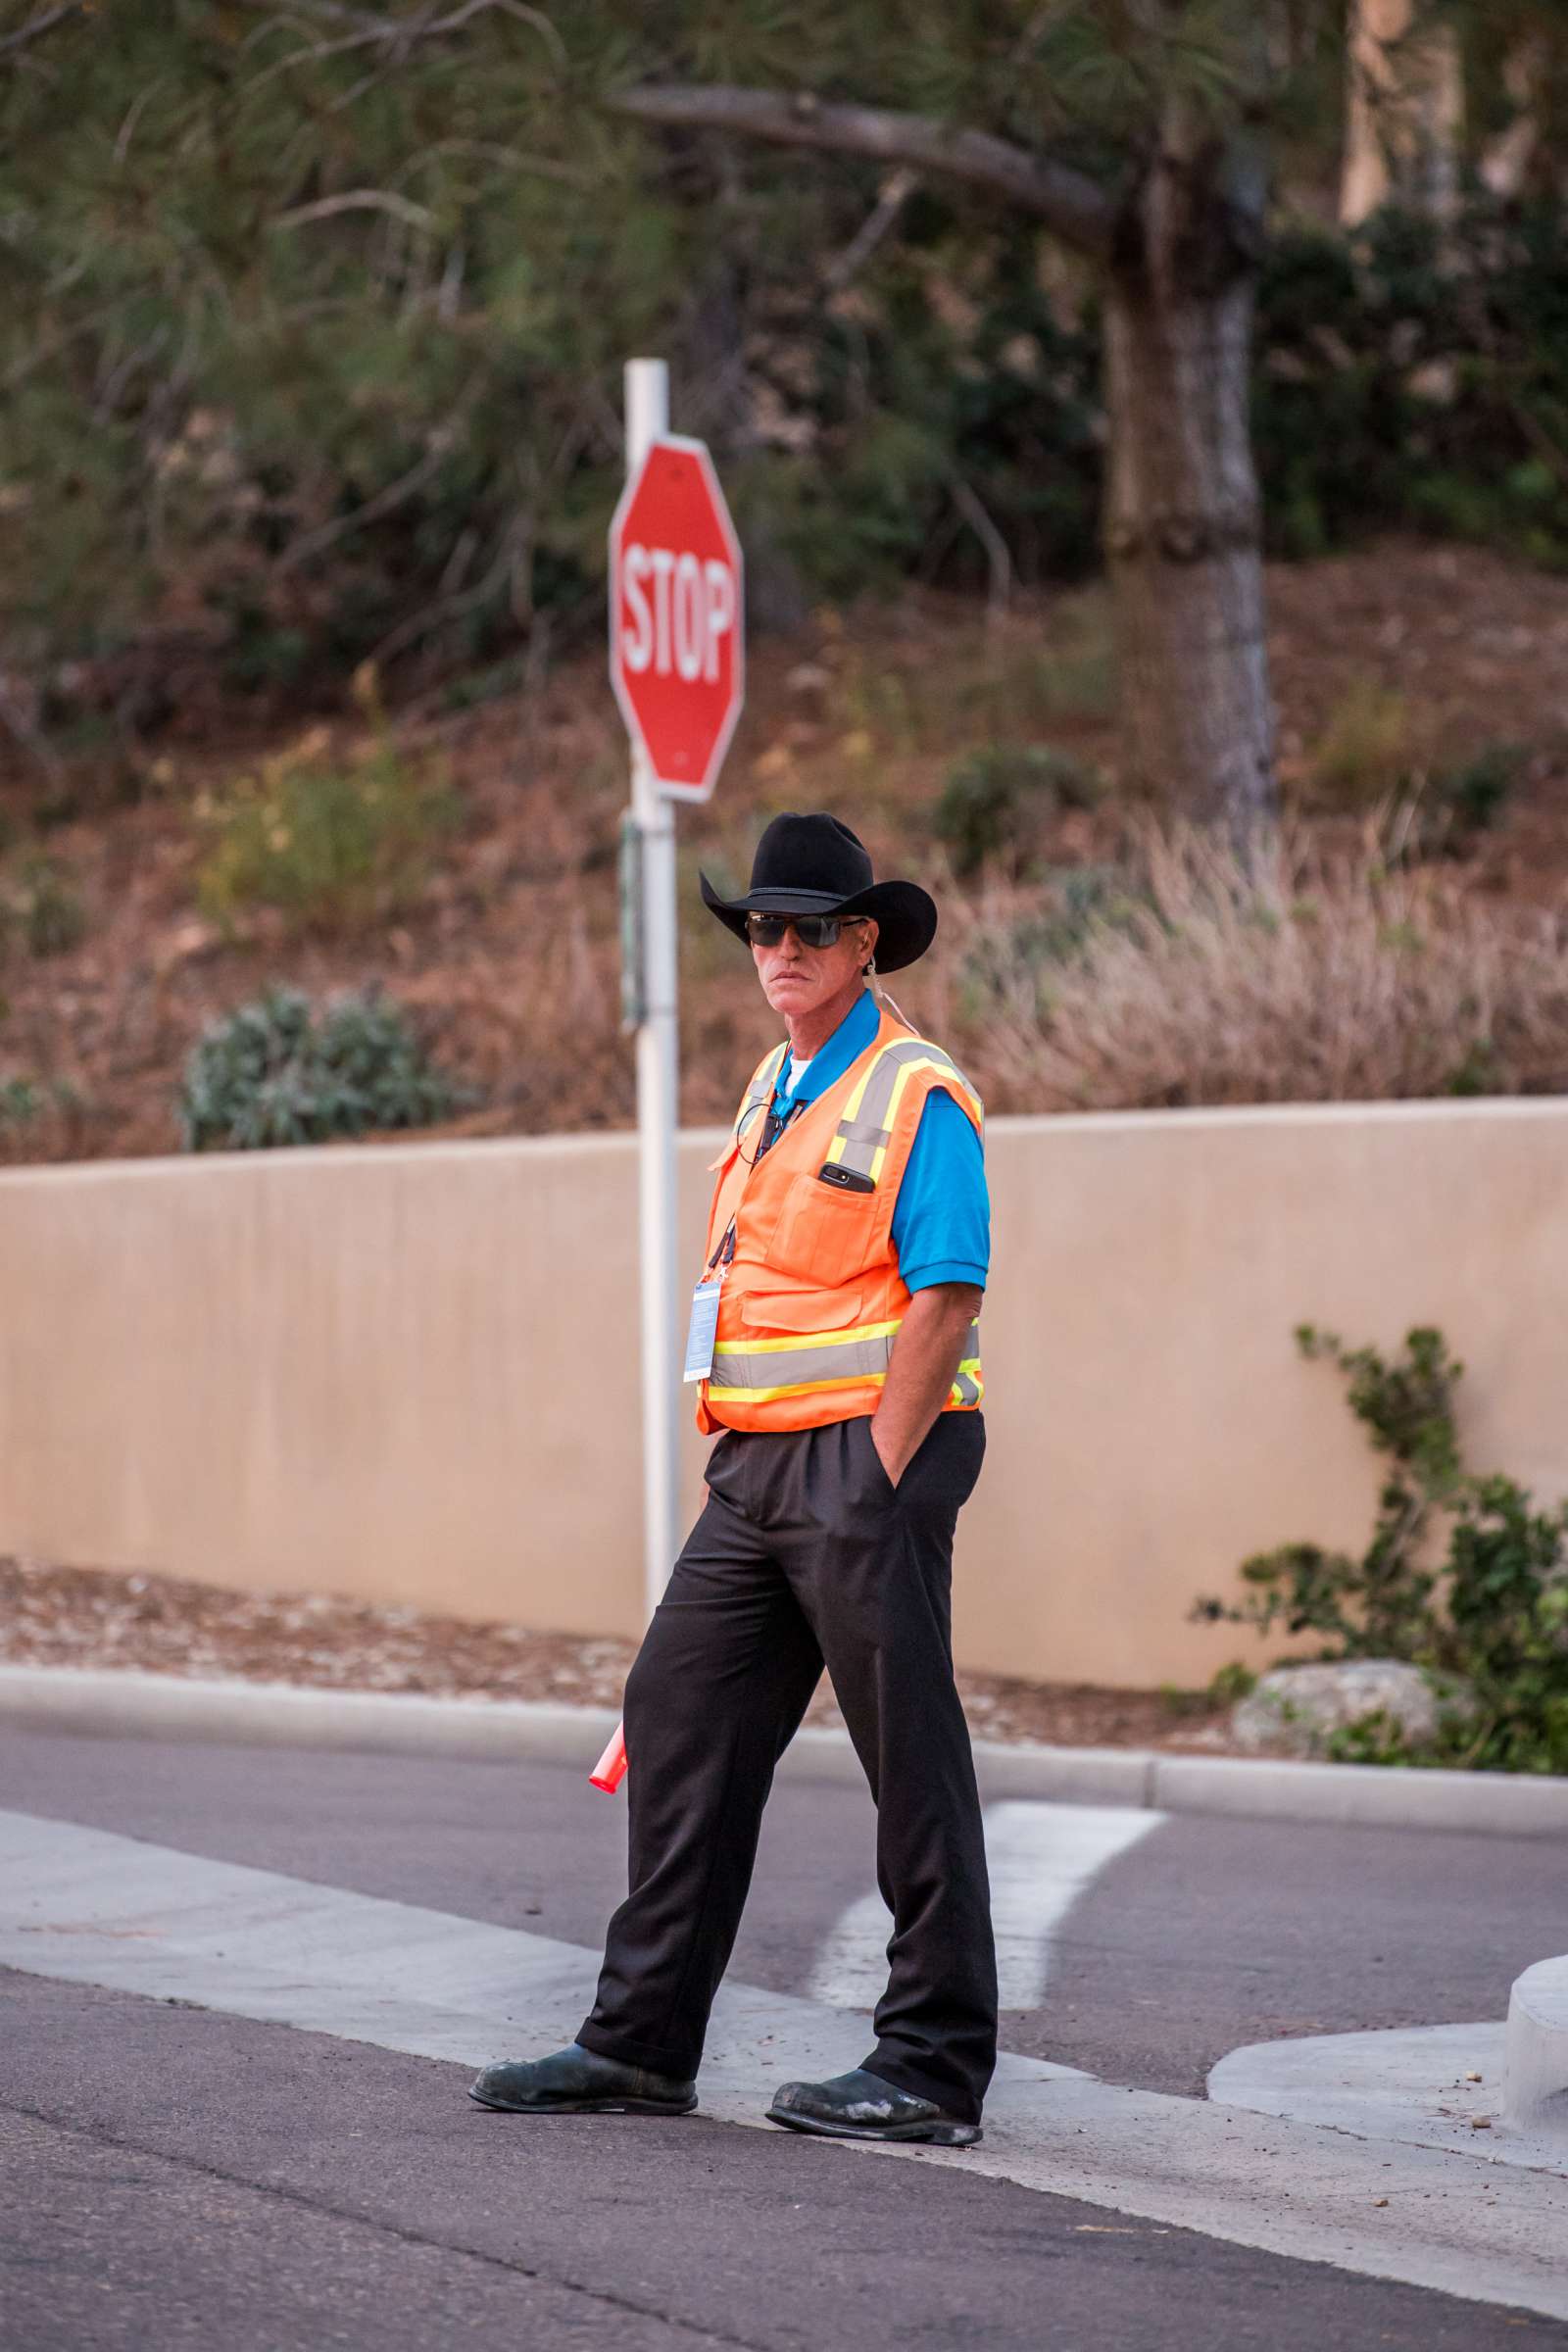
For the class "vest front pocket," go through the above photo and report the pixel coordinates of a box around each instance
[737,1285,866,1336]
[760,1169,879,1288]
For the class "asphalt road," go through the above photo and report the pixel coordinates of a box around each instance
[3,1724,1565,2350]
[3,1725,1560,2093]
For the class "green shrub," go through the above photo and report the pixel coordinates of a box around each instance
[0,1075,42,1128]
[12,106,1568,727]
[1308,679,1412,809]
[1382,742,1528,869]
[954,859,1151,1028]
[1206,1659,1258,1709]
[1194,1324,1568,1774]
[1253,201,1568,570]
[195,697,462,937]
[0,1071,84,1145]
[1,852,88,959]
[176,984,475,1152]
[935,744,1102,879]
[1157,1661,1257,1720]
[440,655,528,713]
[1430,741,1526,845]
[1030,630,1119,724]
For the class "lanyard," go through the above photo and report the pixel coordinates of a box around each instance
[705,1091,804,1272]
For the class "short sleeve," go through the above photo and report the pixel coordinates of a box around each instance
[890,1086,989,1294]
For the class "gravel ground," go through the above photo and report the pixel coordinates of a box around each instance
[0,1554,1240,1753]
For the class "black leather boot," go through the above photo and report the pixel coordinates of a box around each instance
[469,2042,698,2116]
[765,2067,980,2145]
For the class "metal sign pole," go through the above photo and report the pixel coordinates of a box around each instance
[623,357,681,1619]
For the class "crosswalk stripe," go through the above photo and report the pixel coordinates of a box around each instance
[2,1805,1564,2323]
[808,1801,1160,2011]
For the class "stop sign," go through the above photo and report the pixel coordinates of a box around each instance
[610,435,744,803]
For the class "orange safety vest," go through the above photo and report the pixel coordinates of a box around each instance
[695,1000,985,1436]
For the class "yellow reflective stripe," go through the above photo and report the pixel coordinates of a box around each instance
[713,1316,903,1357]
[754,1043,788,1106]
[707,1371,888,1404]
[735,1042,788,1139]
[875,1055,981,1183]
[885,1053,983,1129]
[711,1363,985,1407]
[820,1053,884,1167]
[823,1037,985,1184]
[821,1040,897,1167]
[839,1048,882,1123]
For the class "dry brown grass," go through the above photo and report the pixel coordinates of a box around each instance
[944,819,1568,1112]
[7,545,1568,1161]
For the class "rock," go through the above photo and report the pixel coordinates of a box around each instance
[150,917,219,976]
[1407,357,1459,407]
[1231,1659,1473,1760]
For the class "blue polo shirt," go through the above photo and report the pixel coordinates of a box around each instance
[773,989,988,1294]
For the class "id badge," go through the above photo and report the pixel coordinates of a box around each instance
[682,1274,724,1384]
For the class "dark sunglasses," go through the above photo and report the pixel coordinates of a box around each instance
[745,912,866,949]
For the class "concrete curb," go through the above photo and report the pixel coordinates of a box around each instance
[4,1665,1568,1836]
[1507,1955,1568,2134]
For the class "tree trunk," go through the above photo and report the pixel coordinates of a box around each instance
[606,77,1279,828]
[685,210,811,635]
[1341,0,1463,226]
[1102,264,1276,833]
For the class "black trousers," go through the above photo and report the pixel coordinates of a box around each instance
[577,1409,997,2125]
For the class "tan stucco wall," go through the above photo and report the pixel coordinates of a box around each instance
[3,1100,1566,1690]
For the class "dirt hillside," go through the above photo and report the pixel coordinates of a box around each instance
[3,538,1566,1166]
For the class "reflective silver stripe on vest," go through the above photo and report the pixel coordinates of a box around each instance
[736,1044,788,1142]
[709,1326,898,1395]
[827,1038,982,1185]
[951,1364,983,1406]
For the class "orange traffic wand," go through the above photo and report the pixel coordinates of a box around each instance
[590,1720,628,1793]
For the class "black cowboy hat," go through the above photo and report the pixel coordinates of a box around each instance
[699,811,937,973]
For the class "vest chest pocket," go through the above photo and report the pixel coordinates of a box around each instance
[761,1170,881,1289]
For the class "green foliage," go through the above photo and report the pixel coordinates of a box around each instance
[1155,1681,1209,1720]
[1308,684,1527,859]
[935,743,1102,878]
[1194,1324,1568,1774]
[0,1075,42,1129]
[1429,742,1527,845]
[5,5,1568,730]
[0,1071,85,1137]
[195,710,462,938]
[1157,1659,1258,1719]
[0,3,684,689]
[1382,740,1528,869]
[1206,1659,1259,1708]
[1442,1040,1502,1098]
[1254,200,1568,569]
[176,984,474,1153]
[0,853,88,959]
[440,655,529,713]
[1309,679,1412,809]
[755,222,1105,601]
[955,859,1152,1024]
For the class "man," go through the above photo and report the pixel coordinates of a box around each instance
[471,811,997,2144]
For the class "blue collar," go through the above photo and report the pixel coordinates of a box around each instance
[775,989,879,1105]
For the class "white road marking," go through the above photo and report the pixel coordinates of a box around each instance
[808,1800,1159,2011]
[2,1806,1566,2322]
